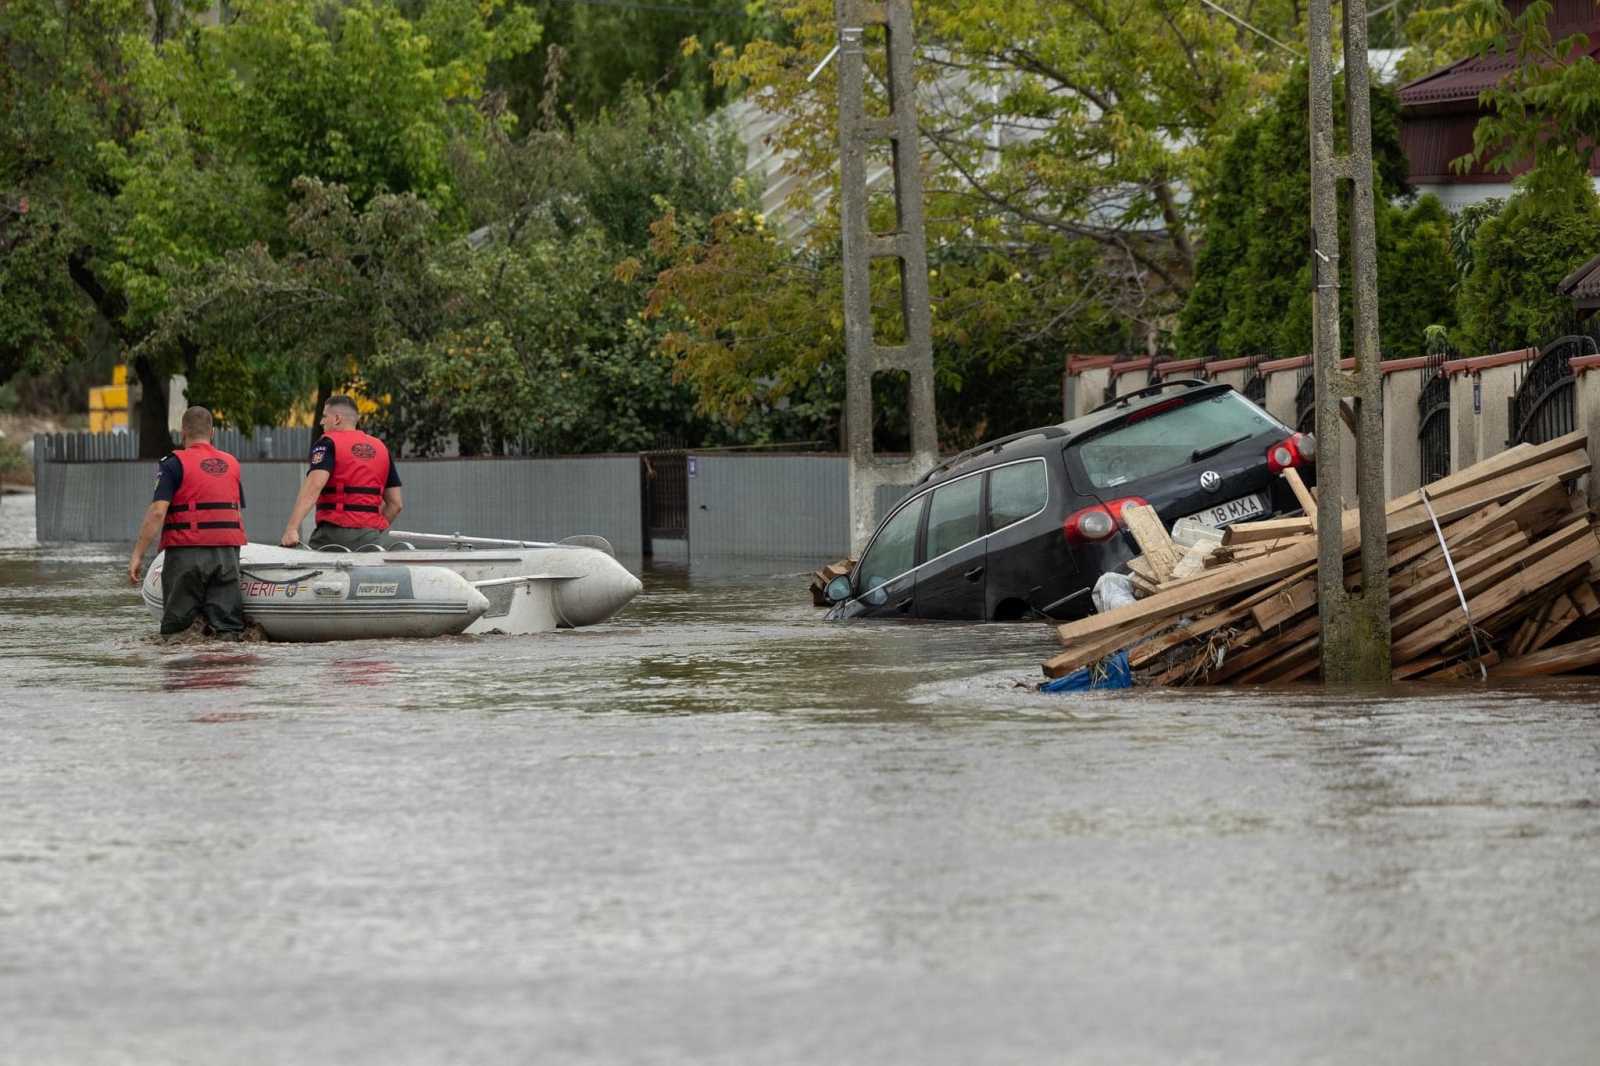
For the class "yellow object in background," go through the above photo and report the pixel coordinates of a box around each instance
[87,365,131,430]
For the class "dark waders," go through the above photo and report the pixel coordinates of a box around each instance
[161,545,244,637]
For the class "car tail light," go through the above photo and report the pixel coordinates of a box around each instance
[1267,432,1315,474]
[1063,496,1148,544]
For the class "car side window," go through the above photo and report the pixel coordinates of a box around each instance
[926,475,983,560]
[857,498,923,596]
[988,460,1047,532]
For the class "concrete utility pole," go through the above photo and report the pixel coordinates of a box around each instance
[835,0,938,553]
[1308,0,1391,683]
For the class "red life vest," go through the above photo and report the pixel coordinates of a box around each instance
[315,429,392,530]
[160,442,246,550]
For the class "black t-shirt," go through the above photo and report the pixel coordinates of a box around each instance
[152,452,246,507]
[308,435,401,487]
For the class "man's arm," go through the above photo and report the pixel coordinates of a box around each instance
[382,486,403,524]
[281,470,330,547]
[128,501,170,585]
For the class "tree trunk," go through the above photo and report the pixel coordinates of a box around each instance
[132,355,170,459]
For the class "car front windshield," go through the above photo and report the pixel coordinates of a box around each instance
[1075,391,1281,490]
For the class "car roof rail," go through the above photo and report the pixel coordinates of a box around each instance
[1088,377,1212,415]
[913,425,1069,487]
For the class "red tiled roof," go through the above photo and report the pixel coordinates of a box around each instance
[1399,10,1600,110]
[1398,47,1526,107]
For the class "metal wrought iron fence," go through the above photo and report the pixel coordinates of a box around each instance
[1242,357,1267,404]
[1417,350,1451,485]
[1510,335,1593,447]
[1294,366,1316,435]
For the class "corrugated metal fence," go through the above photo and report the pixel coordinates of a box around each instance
[32,431,924,563]
[34,427,315,462]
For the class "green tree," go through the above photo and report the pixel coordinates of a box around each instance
[0,0,163,388]
[492,1,774,122]
[1175,64,1454,361]
[148,86,750,454]
[4,0,540,452]
[1454,160,1600,353]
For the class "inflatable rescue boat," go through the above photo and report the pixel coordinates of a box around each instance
[139,530,642,642]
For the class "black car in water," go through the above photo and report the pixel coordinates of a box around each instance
[823,379,1315,622]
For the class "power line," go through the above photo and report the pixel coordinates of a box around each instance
[1194,0,1303,58]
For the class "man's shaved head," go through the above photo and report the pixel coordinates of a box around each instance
[180,406,215,441]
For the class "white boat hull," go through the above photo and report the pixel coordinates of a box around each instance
[139,535,641,641]
[141,555,489,642]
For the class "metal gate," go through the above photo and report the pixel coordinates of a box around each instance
[1242,357,1266,404]
[641,450,688,549]
[1294,366,1316,435]
[1510,334,1593,446]
[1417,350,1451,485]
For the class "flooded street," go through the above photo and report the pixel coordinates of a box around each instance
[3,490,1600,1064]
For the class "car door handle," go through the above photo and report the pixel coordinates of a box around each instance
[895,597,913,612]
[964,565,985,582]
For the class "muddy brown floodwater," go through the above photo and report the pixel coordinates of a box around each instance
[3,491,1599,1065]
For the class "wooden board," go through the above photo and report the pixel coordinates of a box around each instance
[1223,516,1313,546]
[1053,536,1337,650]
[1124,563,1319,669]
[1249,577,1317,632]
[1393,537,1600,662]
[1388,530,1533,628]
[1041,618,1170,678]
[1494,631,1600,678]
[1122,504,1180,582]
[1527,598,1581,654]
[1282,468,1317,519]
[1419,651,1500,681]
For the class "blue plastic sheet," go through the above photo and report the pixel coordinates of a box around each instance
[1039,649,1133,692]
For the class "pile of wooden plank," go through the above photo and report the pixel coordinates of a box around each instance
[1042,430,1600,684]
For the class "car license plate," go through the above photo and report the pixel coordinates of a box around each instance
[1183,493,1267,528]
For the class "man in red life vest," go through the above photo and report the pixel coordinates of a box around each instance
[279,394,403,551]
[127,405,247,640]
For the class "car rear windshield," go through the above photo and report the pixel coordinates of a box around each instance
[1074,391,1282,490]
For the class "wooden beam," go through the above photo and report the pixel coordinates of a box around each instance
[1281,468,1318,520]
[1494,631,1600,678]
[1223,516,1313,546]
[1124,565,1317,668]
[1249,577,1317,631]
[1122,504,1180,582]
[1393,536,1599,662]
[1527,597,1580,654]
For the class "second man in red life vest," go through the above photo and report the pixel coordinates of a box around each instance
[280,394,404,551]
[127,405,247,640]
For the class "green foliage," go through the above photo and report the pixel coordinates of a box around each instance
[1465,1,1600,182]
[1176,65,1455,360]
[1454,164,1600,354]
[575,89,749,248]
[493,1,775,122]
[0,0,156,379]
[146,85,747,451]
[143,178,449,426]
[0,434,25,476]
[1380,195,1458,355]
[647,203,1129,448]
[365,231,704,455]
[142,0,540,222]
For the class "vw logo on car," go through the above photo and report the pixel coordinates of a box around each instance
[1200,469,1222,492]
